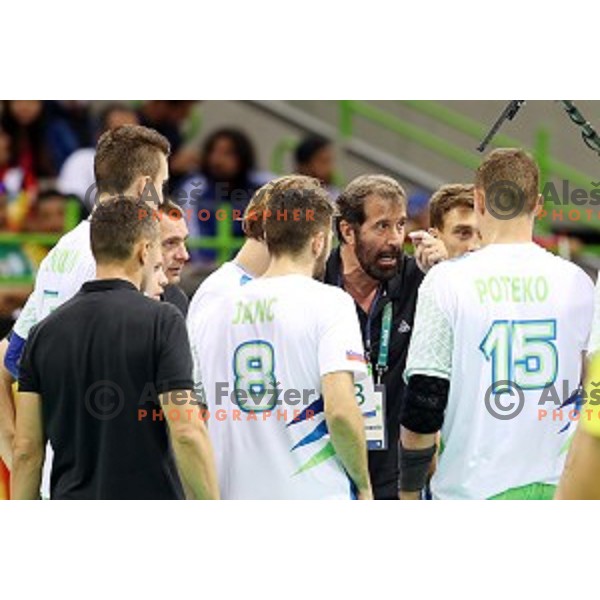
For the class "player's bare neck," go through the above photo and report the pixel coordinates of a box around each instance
[95,264,141,290]
[262,255,313,279]
[482,222,534,246]
[235,239,270,278]
[340,245,379,312]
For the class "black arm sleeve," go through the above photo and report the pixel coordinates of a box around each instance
[17,328,40,394]
[155,306,194,395]
[401,374,449,434]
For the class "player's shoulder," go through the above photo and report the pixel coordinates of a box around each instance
[303,278,356,312]
[419,251,472,285]
[55,220,90,248]
[189,262,244,315]
[200,262,246,294]
[39,220,92,268]
[530,244,593,287]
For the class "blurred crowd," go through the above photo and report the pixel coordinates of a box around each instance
[0,99,509,333]
[0,101,353,330]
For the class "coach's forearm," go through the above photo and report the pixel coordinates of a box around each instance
[171,422,220,500]
[0,359,15,471]
[11,444,43,499]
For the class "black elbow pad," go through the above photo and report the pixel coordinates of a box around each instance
[401,375,449,434]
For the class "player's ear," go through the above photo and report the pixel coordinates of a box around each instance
[474,187,486,216]
[131,175,151,200]
[134,239,151,267]
[533,193,545,218]
[312,231,325,257]
[338,219,355,245]
[428,227,440,238]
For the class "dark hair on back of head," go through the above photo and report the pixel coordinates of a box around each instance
[91,195,159,264]
[263,175,334,257]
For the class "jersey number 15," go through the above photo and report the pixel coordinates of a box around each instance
[479,319,558,392]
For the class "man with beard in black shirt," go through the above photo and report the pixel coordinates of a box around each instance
[325,175,447,499]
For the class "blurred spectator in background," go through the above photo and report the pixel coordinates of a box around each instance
[179,127,271,265]
[0,101,54,198]
[31,190,68,234]
[138,101,200,186]
[0,183,34,322]
[294,135,339,196]
[17,190,71,272]
[45,101,94,172]
[57,103,139,210]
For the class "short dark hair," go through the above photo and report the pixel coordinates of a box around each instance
[336,174,406,242]
[242,175,321,241]
[94,125,170,195]
[429,184,474,230]
[475,148,539,216]
[263,176,334,257]
[91,195,159,264]
[294,135,331,166]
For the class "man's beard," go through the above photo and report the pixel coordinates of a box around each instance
[355,235,402,282]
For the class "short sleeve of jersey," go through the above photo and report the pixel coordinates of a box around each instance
[155,306,194,394]
[13,294,38,339]
[318,290,367,381]
[404,269,453,382]
[17,327,40,393]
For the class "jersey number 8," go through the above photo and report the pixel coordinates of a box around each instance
[233,340,278,412]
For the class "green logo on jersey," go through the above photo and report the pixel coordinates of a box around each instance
[46,249,81,274]
[475,276,549,304]
[232,298,277,325]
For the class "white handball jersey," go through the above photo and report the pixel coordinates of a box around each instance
[188,274,368,499]
[14,220,95,339]
[187,261,255,398]
[405,243,594,500]
[188,260,254,321]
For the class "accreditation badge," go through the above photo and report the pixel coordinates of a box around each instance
[355,365,387,450]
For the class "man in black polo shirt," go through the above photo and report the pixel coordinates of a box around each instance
[325,175,446,499]
[12,197,218,500]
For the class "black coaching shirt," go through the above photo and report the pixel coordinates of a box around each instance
[325,248,424,500]
[18,279,194,500]
[162,284,189,317]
